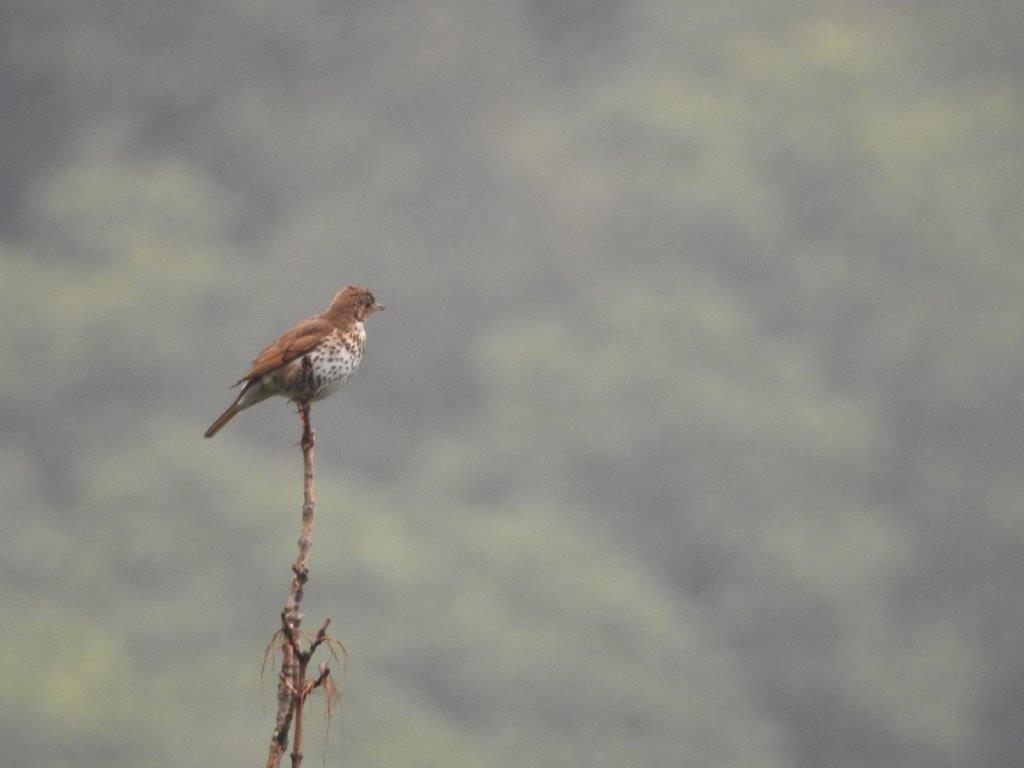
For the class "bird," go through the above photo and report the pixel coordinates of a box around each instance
[204,285,384,438]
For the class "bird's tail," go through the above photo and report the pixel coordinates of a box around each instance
[204,393,245,438]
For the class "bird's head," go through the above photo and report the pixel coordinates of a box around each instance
[328,285,385,322]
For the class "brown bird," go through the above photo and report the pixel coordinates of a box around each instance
[204,285,384,438]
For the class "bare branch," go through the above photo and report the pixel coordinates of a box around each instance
[308,664,331,693]
[281,611,302,658]
[260,628,285,709]
[261,388,344,768]
[264,399,318,768]
[308,618,332,656]
[278,671,297,697]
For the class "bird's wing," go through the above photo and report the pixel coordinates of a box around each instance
[235,317,334,384]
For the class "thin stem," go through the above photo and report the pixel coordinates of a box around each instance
[291,654,310,768]
[264,397,317,768]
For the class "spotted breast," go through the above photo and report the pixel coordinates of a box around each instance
[307,323,366,400]
[287,323,367,402]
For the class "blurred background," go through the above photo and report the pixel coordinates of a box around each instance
[2,1,1023,766]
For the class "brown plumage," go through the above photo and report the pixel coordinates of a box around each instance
[234,317,336,384]
[204,285,384,438]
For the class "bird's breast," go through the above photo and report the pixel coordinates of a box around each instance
[263,327,366,402]
[306,331,364,398]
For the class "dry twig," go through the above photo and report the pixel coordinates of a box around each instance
[263,391,341,768]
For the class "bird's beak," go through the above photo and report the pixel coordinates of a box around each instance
[372,303,385,312]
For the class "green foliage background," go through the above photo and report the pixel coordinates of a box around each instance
[2,1,1022,766]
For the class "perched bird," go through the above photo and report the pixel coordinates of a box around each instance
[204,285,384,438]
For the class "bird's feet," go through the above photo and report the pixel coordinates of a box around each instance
[294,400,315,450]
